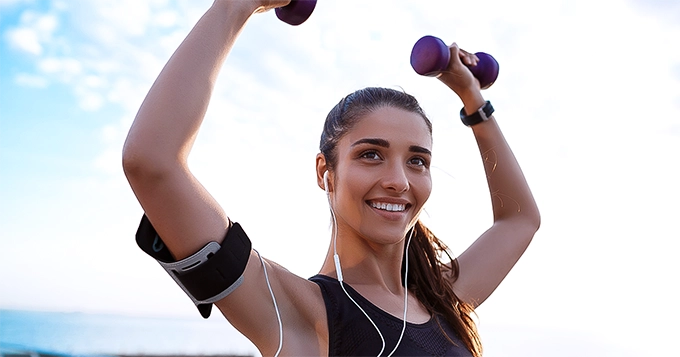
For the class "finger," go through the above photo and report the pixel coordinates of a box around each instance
[470,52,479,66]
[466,54,476,66]
[463,51,477,66]
[456,45,475,66]
[448,42,464,66]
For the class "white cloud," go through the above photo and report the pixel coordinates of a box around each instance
[52,0,66,11]
[14,72,49,87]
[4,11,58,55]
[83,74,106,88]
[76,90,104,111]
[92,0,151,37]
[0,0,31,8]
[1,2,195,117]
[30,11,58,33]
[37,57,82,81]
[627,0,680,24]
[94,148,122,175]
[153,10,178,28]
[5,27,42,54]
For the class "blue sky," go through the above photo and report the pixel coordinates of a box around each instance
[1,0,679,356]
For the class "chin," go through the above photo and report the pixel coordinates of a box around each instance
[362,226,411,245]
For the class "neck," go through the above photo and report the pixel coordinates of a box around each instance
[319,227,409,295]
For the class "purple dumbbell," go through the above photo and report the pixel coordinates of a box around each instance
[410,35,499,89]
[275,0,317,26]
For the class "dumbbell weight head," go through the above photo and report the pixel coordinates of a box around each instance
[410,35,499,89]
[410,36,450,77]
[275,0,317,26]
[469,52,499,89]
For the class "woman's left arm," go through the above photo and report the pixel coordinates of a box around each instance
[438,44,541,308]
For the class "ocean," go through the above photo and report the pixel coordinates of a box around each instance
[0,309,258,357]
[0,309,639,357]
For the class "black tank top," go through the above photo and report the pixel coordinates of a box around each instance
[309,274,474,357]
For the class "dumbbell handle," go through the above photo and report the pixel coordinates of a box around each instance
[275,0,317,26]
[410,36,499,89]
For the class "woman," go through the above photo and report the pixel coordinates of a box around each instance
[122,1,540,356]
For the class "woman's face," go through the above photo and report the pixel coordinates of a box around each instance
[331,106,433,245]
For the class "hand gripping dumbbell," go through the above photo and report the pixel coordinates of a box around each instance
[410,35,499,89]
[275,0,317,26]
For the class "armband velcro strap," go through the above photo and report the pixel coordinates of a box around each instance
[135,215,252,318]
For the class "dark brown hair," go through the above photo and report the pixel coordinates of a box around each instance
[319,87,482,356]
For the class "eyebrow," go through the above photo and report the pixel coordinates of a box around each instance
[351,138,432,156]
[351,138,389,148]
[409,145,432,156]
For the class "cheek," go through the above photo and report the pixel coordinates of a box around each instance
[339,172,373,205]
[336,162,371,192]
[333,170,370,208]
[413,175,433,205]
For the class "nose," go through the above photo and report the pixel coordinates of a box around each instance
[381,163,410,193]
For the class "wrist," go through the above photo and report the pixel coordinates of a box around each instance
[460,100,494,127]
[458,89,486,116]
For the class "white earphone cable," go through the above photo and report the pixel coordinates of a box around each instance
[386,227,414,357]
[255,249,283,357]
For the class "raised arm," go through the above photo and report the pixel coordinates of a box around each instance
[122,0,260,256]
[122,1,326,355]
[438,44,541,307]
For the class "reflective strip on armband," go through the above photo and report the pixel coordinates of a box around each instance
[135,215,252,318]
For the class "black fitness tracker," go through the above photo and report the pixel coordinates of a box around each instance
[460,100,494,126]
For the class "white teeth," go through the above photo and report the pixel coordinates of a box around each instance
[371,202,406,212]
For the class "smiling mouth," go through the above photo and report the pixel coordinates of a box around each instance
[368,201,410,212]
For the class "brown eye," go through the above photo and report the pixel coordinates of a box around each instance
[409,156,428,167]
[360,151,381,160]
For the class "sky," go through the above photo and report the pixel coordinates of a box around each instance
[1,0,679,356]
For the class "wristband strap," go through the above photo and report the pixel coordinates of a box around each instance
[460,100,494,126]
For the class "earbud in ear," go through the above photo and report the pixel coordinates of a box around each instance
[323,171,329,193]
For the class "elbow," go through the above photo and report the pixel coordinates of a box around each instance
[121,113,190,183]
[523,206,541,236]
[534,211,542,232]
[518,197,541,234]
[527,207,541,233]
[122,148,147,180]
[497,206,541,238]
[122,139,146,178]
[122,148,152,186]
[532,200,541,231]
[121,141,178,184]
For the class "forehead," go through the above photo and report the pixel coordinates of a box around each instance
[342,106,432,149]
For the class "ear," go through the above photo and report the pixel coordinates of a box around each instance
[316,153,330,192]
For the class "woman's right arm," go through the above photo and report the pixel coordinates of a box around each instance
[122,1,257,256]
[122,1,326,354]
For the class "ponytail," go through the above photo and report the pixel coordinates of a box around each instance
[404,221,483,357]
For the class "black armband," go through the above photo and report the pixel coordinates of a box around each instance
[135,215,252,318]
